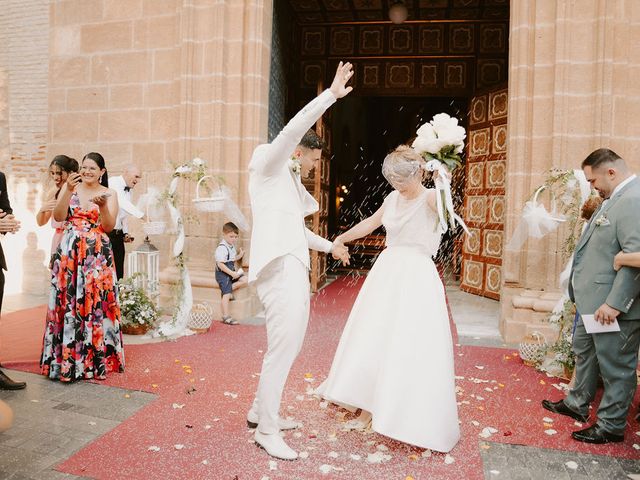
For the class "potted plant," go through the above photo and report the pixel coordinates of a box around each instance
[118,273,159,335]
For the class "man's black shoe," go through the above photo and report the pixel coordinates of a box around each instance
[571,424,624,444]
[0,369,26,390]
[541,399,588,423]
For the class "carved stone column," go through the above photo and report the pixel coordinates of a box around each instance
[159,0,273,320]
[502,0,640,342]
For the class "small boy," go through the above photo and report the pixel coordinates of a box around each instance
[215,222,247,325]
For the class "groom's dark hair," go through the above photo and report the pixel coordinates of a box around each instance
[299,129,324,151]
[582,148,623,169]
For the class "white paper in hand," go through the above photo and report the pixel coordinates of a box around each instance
[581,314,621,334]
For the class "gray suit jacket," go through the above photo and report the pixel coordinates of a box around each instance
[569,177,640,320]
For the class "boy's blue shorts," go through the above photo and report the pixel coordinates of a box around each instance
[215,271,236,296]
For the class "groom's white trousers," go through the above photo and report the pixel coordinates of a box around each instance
[251,254,310,434]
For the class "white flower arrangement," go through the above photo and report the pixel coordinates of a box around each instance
[118,274,159,329]
[411,113,466,171]
[289,158,302,176]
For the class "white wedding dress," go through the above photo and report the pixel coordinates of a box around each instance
[317,188,460,452]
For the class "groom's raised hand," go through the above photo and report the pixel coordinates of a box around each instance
[329,61,354,99]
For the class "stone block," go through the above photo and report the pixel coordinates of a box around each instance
[66,87,108,111]
[500,319,528,344]
[50,57,90,87]
[134,16,179,49]
[48,89,66,113]
[51,26,81,56]
[81,22,132,53]
[142,0,179,16]
[109,85,144,109]
[104,0,143,20]
[152,49,180,82]
[54,0,104,26]
[88,143,132,166]
[146,82,179,107]
[99,110,149,141]
[149,107,178,140]
[132,142,164,165]
[91,52,151,84]
[52,112,99,142]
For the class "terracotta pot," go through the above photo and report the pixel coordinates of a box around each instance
[121,323,150,335]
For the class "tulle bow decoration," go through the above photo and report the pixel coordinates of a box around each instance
[220,186,249,232]
[506,185,566,251]
[423,160,469,234]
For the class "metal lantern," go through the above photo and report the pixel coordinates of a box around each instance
[126,236,160,300]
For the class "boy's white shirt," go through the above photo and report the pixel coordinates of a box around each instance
[248,89,335,283]
[215,239,236,263]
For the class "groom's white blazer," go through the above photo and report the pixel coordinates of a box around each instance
[248,90,336,283]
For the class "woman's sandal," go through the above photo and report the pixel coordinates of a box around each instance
[222,317,239,325]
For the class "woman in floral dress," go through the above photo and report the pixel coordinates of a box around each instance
[41,152,125,382]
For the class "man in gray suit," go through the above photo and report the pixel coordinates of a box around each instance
[543,148,640,443]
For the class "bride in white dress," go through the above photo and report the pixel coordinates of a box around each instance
[317,145,460,453]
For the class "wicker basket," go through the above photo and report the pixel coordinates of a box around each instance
[518,331,548,366]
[188,302,214,333]
[142,221,166,236]
[193,176,225,213]
[122,323,150,335]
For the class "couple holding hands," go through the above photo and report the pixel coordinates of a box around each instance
[246,61,460,459]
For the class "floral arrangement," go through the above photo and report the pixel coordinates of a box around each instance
[546,298,577,377]
[524,298,576,379]
[536,168,592,260]
[289,158,302,176]
[118,273,159,332]
[411,113,466,172]
[411,113,468,233]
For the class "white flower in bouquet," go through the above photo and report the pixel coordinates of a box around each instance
[412,113,466,171]
[175,164,192,175]
[191,157,204,167]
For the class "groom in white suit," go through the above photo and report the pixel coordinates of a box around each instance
[246,62,354,460]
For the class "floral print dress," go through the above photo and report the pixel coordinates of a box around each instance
[41,193,125,382]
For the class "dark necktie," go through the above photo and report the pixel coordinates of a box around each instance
[124,186,131,192]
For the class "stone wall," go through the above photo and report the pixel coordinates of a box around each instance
[0,0,50,295]
[0,0,274,313]
[502,0,640,342]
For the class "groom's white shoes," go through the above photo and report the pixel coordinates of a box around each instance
[254,431,298,460]
[246,411,300,430]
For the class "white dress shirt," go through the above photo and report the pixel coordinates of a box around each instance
[109,175,144,232]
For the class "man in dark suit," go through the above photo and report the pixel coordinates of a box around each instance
[0,171,25,390]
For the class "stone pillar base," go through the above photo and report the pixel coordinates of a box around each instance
[500,285,564,344]
[159,266,262,324]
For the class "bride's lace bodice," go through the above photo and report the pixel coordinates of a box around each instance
[381,189,442,257]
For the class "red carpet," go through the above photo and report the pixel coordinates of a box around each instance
[0,305,46,364]
[6,277,640,479]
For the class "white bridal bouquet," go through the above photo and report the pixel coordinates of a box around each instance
[411,113,468,233]
[411,113,466,172]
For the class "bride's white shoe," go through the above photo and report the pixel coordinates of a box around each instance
[254,431,298,460]
[246,411,300,430]
[342,409,372,431]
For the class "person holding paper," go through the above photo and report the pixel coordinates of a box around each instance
[542,148,640,444]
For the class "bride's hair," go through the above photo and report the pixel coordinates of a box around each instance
[382,145,427,186]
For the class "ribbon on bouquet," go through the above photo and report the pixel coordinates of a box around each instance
[423,160,469,234]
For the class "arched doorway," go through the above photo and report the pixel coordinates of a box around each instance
[271,0,509,296]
